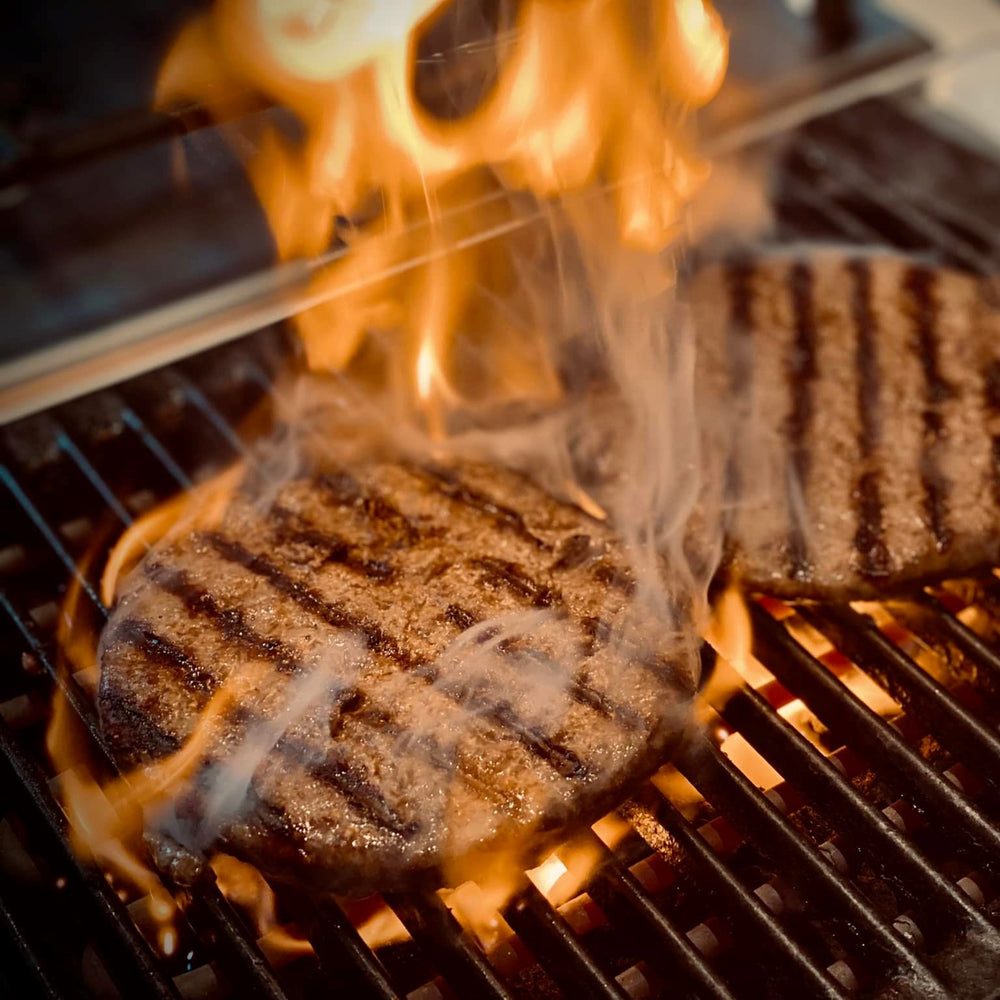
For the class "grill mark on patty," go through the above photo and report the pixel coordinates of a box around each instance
[316,471,422,545]
[904,265,954,553]
[723,258,756,528]
[445,603,479,631]
[593,561,637,597]
[145,561,301,673]
[551,534,595,571]
[472,556,557,606]
[445,604,640,728]
[203,533,418,666]
[848,259,891,579]
[110,618,219,694]
[408,463,551,550]
[269,505,395,581]
[439,691,590,780]
[188,536,595,780]
[101,687,182,760]
[784,260,817,580]
[275,736,420,838]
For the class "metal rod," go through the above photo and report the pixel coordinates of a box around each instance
[292,895,401,1000]
[0,884,74,1000]
[633,794,846,1000]
[181,880,290,1000]
[573,828,739,1000]
[712,663,1000,951]
[802,604,1000,799]
[386,892,513,1000]
[0,717,182,1000]
[892,591,1000,696]
[503,881,630,1000]
[750,604,1000,873]
[673,734,948,999]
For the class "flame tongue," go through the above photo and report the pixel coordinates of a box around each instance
[158,0,728,424]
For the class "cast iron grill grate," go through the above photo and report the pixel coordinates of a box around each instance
[3,96,1000,1000]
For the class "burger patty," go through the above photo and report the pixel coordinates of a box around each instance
[98,458,696,893]
[691,250,1000,599]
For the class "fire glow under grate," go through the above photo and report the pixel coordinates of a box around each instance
[5,93,1000,1000]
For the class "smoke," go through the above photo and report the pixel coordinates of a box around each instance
[152,636,366,854]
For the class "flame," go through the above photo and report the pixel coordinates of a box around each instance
[346,897,411,951]
[100,466,242,606]
[212,853,314,964]
[157,0,728,424]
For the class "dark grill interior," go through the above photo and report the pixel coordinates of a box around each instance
[4,94,1000,1000]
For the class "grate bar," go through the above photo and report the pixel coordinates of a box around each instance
[710,660,1000,952]
[292,895,401,1000]
[640,794,846,1000]
[0,466,106,617]
[181,879,290,1000]
[673,734,949,998]
[54,427,134,527]
[0,717,182,1000]
[120,408,194,491]
[801,102,1000,248]
[387,892,513,1000]
[784,137,997,274]
[802,605,1000,799]
[777,176,886,244]
[573,828,738,1000]
[0,592,116,774]
[891,592,1000,695]
[750,604,1000,871]
[503,881,630,1000]
[178,375,252,460]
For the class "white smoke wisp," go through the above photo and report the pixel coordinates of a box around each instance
[152,635,366,853]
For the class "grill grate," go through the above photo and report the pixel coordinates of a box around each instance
[4,96,1000,999]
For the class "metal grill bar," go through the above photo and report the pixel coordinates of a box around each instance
[386,892,513,1000]
[804,605,1000,798]
[503,881,630,1000]
[180,880,289,1000]
[624,796,844,999]
[894,593,1000,695]
[292,896,401,1000]
[750,604,1000,870]
[708,658,1000,951]
[577,828,739,1000]
[0,717,181,1000]
[0,885,66,1000]
[0,591,114,773]
[674,734,949,998]
[0,466,106,614]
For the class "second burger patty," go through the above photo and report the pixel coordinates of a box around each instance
[692,249,1000,599]
[98,457,696,894]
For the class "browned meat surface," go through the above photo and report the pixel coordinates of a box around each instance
[99,458,696,894]
[692,250,1000,599]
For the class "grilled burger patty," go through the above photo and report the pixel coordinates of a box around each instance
[692,250,1000,599]
[99,458,695,893]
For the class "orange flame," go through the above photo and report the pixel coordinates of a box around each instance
[157,0,728,425]
[212,853,315,964]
